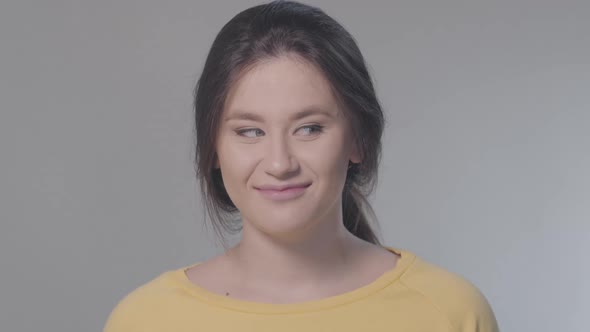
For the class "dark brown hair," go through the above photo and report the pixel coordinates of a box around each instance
[193,0,385,249]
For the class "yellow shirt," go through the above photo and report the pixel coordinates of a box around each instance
[103,247,499,332]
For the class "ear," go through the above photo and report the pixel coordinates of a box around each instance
[349,140,361,164]
[213,155,220,169]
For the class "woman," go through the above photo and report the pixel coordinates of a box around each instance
[104,1,499,331]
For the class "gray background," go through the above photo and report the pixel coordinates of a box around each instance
[1,0,588,331]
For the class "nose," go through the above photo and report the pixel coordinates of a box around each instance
[264,134,299,178]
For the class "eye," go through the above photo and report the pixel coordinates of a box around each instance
[235,128,264,138]
[297,124,324,136]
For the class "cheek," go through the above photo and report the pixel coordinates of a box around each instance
[300,134,350,171]
[217,129,255,165]
[216,140,257,201]
[219,144,254,168]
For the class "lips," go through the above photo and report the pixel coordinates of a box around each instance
[254,182,312,201]
[255,183,311,191]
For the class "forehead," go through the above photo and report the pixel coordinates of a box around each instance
[223,55,341,119]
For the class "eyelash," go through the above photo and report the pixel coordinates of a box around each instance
[235,124,324,138]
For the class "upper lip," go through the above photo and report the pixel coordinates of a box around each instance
[255,182,312,191]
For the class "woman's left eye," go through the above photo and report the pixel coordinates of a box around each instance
[297,125,324,136]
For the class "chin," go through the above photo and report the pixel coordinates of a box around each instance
[248,214,315,236]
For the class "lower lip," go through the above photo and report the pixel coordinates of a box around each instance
[256,185,310,201]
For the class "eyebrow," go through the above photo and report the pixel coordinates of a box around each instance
[224,106,335,123]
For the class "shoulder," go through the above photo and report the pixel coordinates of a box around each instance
[102,268,185,332]
[399,254,500,332]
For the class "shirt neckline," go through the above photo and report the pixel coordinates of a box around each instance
[165,246,416,314]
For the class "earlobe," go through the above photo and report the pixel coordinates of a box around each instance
[349,143,362,164]
[213,154,220,169]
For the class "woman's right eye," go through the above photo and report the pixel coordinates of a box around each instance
[236,128,264,138]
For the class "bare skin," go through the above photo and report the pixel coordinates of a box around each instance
[186,54,399,304]
[185,236,400,303]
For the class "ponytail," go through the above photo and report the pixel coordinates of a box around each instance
[342,165,382,245]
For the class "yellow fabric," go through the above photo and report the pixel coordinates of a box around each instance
[103,247,499,332]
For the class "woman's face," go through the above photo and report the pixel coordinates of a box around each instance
[215,55,360,239]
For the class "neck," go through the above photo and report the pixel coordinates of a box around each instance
[225,212,370,291]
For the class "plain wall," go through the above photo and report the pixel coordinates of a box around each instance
[1,0,588,331]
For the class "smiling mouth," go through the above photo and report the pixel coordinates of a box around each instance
[255,183,312,191]
[255,183,311,201]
